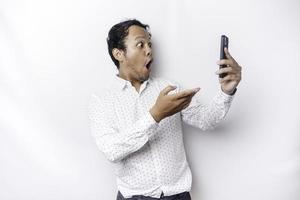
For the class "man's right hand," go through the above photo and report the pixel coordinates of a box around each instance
[149,85,201,123]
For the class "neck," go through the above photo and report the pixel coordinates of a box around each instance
[118,69,142,92]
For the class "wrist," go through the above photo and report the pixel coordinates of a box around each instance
[228,88,237,95]
[149,107,162,123]
[222,87,237,96]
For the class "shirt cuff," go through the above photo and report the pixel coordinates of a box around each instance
[215,87,235,104]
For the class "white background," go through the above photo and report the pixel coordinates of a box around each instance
[1,0,299,199]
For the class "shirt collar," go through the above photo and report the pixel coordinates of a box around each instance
[113,74,152,91]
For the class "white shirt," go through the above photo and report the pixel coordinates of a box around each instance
[88,75,235,198]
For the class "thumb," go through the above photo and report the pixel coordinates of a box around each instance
[161,85,177,95]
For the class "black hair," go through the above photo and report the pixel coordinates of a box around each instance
[106,19,150,69]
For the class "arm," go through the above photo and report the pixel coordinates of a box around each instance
[181,87,235,131]
[182,47,241,130]
[88,94,159,163]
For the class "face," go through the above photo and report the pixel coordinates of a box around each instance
[117,25,153,83]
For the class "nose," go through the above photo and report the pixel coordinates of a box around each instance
[145,44,152,57]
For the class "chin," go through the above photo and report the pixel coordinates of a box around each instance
[139,74,150,82]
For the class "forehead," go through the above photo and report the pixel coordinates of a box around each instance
[126,25,151,40]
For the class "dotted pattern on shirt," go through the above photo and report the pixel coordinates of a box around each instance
[88,75,234,198]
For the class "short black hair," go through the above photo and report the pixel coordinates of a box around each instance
[106,19,150,69]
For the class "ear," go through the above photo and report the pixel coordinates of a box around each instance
[112,48,125,63]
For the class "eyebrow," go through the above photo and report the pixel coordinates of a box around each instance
[134,35,152,40]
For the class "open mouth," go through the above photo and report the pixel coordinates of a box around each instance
[145,59,153,69]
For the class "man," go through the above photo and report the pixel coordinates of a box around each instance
[88,19,241,200]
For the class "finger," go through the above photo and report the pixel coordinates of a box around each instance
[162,85,177,95]
[176,92,195,101]
[224,47,238,64]
[175,88,200,99]
[174,89,195,99]
[181,99,192,110]
[224,47,232,59]
[215,67,234,75]
[177,93,194,104]
[217,59,233,66]
[182,102,190,110]
[217,60,241,72]
[179,97,193,110]
[220,73,242,83]
[219,75,235,84]
[237,64,242,71]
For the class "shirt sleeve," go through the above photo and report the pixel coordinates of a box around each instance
[180,86,235,131]
[88,94,159,163]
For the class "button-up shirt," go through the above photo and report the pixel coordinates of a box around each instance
[88,75,235,198]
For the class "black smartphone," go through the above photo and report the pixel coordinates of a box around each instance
[219,35,229,78]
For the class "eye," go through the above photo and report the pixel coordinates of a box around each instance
[137,42,144,48]
[148,42,152,48]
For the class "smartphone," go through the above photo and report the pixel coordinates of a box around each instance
[219,35,229,78]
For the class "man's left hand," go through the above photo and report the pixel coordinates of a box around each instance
[215,48,242,95]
